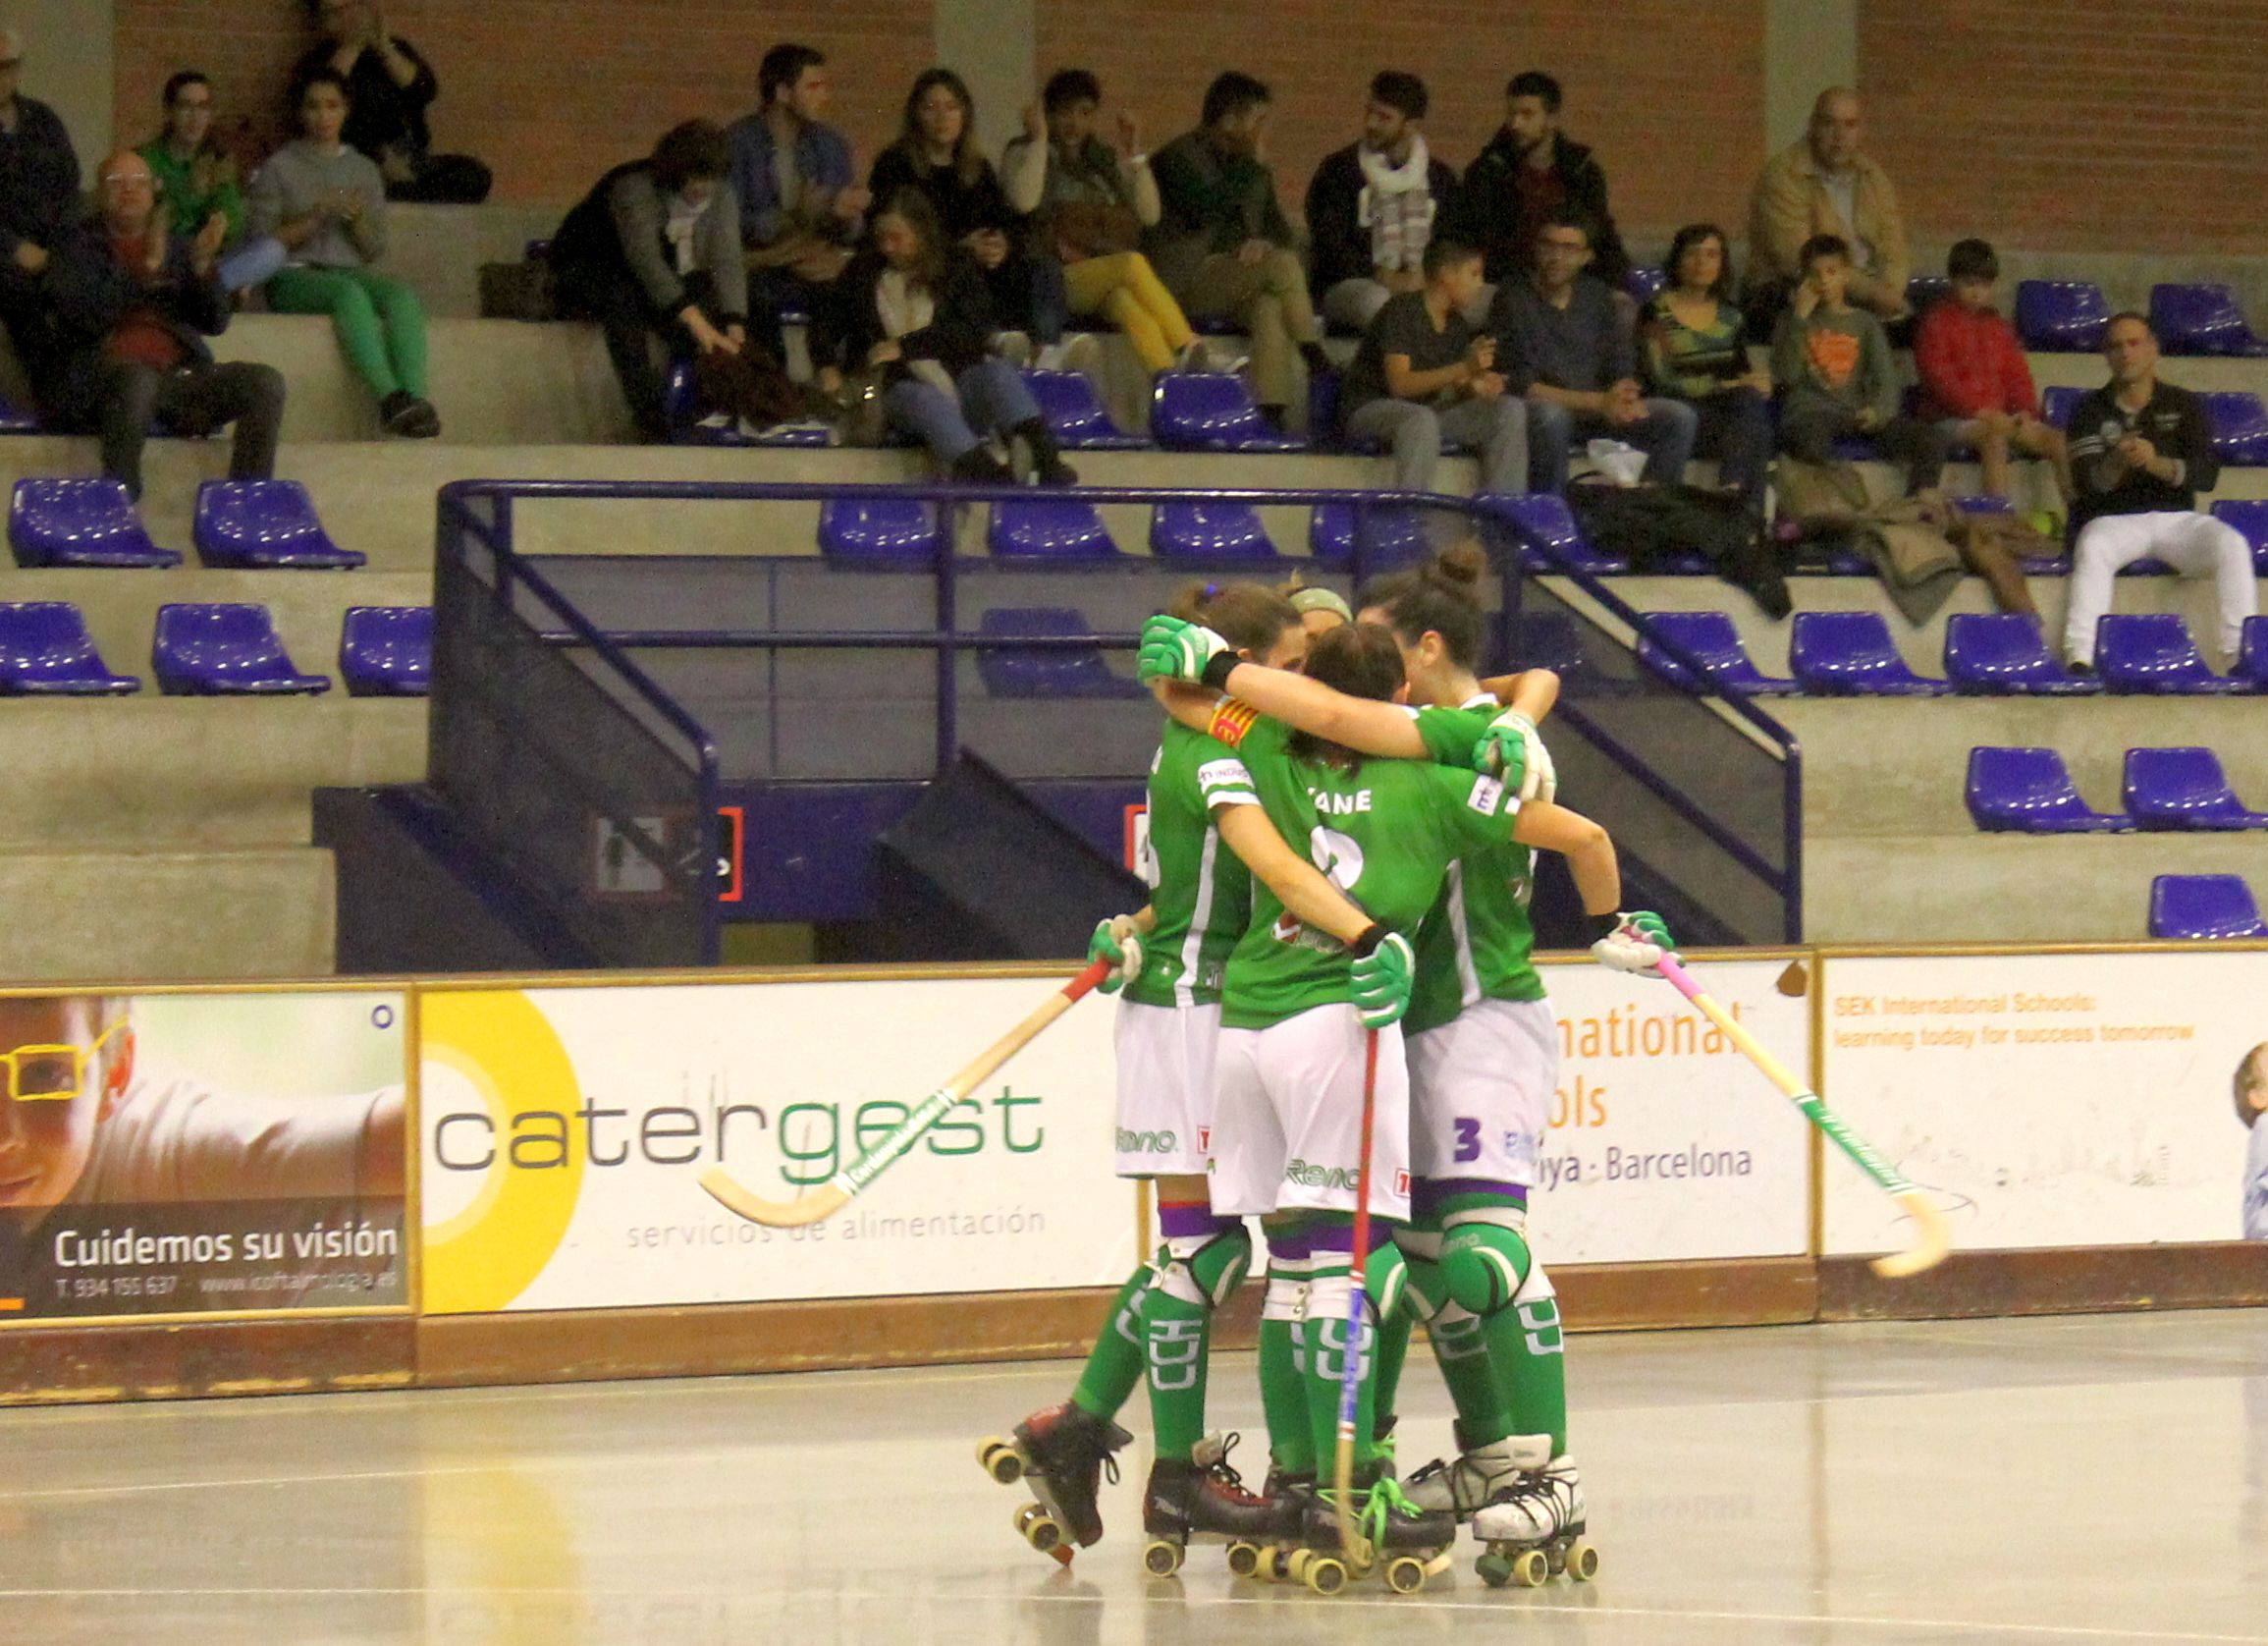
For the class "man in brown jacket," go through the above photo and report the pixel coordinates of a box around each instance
[1744,88,1909,337]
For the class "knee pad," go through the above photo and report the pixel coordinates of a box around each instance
[1439,1222,1535,1318]
[1362,1239,1409,1325]
[1427,1298,1489,1363]
[1155,1223,1253,1311]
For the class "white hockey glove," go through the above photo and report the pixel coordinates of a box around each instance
[1089,913,1144,993]
[1475,708,1556,804]
[1589,910,1676,975]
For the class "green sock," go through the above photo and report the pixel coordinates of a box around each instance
[1258,1311,1316,1475]
[1372,1304,1411,1444]
[1401,1253,1511,1445]
[1143,1289,1211,1461]
[1484,1288,1568,1456]
[1070,1261,1151,1419]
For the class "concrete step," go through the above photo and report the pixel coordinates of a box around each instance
[0,848,335,983]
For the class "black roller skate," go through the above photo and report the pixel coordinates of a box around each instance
[1141,1432,1297,1578]
[1292,1464,1456,1595]
[974,1400,1130,1564]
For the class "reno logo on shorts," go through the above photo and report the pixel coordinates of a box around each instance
[1117,1128,1179,1154]
[1282,1160,1413,1195]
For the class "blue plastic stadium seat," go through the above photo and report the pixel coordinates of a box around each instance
[1150,501,1279,563]
[1481,492,1631,575]
[192,480,365,570]
[1907,274,1952,315]
[1965,747,2131,834]
[10,478,181,569]
[660,361,832,448]
[817,498,944,568]
[2203,392,2268,465]
[975,607,1144,698]
[1308,502,1428,571]
[2014,280,2109,351]
[2149,873,2268,939]
[2123,746,2268,831]
[0,603,138,694]
[2235,616,2268,692]
[1637,611,1796,695]
[152,603,329,695]
[1950,494,2013,516]
[1788,610,1950,695]
[1022,369,1146,449]
[1625,265,1667,304]
[2209,500,2268,575]
[1150,374,1305,452]
[986,498,1121,561]
[2094,613,2242,694]
[2148,283,2268,357]
[2040,385,2084,430]
[338,606,432,697]
[1943,614,2099,695]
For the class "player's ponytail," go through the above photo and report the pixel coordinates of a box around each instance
[1167,579,1301,661]
[1288,622,1405,767]
[1357,542,1486,669]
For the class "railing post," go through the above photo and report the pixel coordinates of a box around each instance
[935,501,958,778]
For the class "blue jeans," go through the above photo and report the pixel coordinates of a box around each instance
[1528,396,1700,495]
[883,358,1042,464]
[217,236,288,294]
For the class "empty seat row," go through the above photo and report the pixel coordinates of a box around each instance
[817,495,1441,570]
[1968,746,2268,834]
[0,602,427,697]
[8,479,362,571]
[1644,610,2268,697]
[2011,279,2268,357]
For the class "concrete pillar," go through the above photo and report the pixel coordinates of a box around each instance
[1764,0,1857,155]
[933,0,1036,158]
[12,0,111,171]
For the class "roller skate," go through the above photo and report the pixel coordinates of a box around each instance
[1473,1454,1596,1588]
[1141,1432,1297,1578]
[1404,1426,1551,1520]
[1286,1470,1456,1595]
[974,1401,1130,1564]
[1227,1468,1316,1583]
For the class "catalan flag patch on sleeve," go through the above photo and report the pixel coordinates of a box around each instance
[1208,697,1260,747]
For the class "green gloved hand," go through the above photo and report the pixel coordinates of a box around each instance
[1137,614,1232,686]
[1348,927,1414,1029]
[1090,913,1144,993]
[1475,709,1555,803]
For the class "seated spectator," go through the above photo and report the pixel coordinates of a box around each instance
[0,25,81,388]
[2061,313,2255,670]
[1339,239,1526,496]
[1913,238,2071,512]
[725,43,868,360]
[247,69,437,438]
[1490,209,1695,496]
[1002,69,1200,379]
[1148,72,1332,426]
[551,121,752,445]
[869,69,1067,358]
[1745,87,1908,338]
[811,189,1076,486]
[1303,70,1457,335]
[138,72,288,297]
[294,0,489,202]
[1641,222,1773,517]
[45,152,284,501]
[1770,234,1942,493]
[1449,71,1631,302]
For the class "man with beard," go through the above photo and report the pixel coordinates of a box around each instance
[1449,72,1629,304]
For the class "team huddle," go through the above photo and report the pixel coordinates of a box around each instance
[976,549,1676,1593]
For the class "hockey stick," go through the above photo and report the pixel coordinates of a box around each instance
[1332,1025,1381,1564]
[700,959,1114,1228]
[1655,955,1950,1279]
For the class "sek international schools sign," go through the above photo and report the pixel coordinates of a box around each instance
[1819,952,2265,1253]
[417,963,1812,1315]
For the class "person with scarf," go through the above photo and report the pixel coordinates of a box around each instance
[1303,71,1458,335]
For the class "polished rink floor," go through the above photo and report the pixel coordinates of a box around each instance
[3,1310,2265,1646]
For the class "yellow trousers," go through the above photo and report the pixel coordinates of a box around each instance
[1062,250,1197,374]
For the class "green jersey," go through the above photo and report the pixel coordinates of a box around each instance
[1210,717,1530,1030]
[1125,720,1255,1009]
[1405,698,1546,1034]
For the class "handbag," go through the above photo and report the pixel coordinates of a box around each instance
[689,343,805,431]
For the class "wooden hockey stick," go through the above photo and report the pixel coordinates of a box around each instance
[1655,955,1950,1279]
[701,958,1114,1228]
[1332,1026,1381,1564]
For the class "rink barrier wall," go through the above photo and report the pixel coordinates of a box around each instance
[1,943,2265,1404]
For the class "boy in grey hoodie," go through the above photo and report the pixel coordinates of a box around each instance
[1771,233,1943,492]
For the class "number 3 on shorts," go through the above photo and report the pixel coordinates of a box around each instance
[1453,1117,1483,1164]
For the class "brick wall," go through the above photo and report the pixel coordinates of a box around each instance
[111,0,937,207]
[1035,0,1767,247]
[1860,0,2268,254]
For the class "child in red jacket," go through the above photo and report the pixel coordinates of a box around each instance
[1914,238,2071,513]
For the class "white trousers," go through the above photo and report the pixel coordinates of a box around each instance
[2063,510,2256,663]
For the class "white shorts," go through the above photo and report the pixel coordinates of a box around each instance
[1113,1000,1220,1177]
[1210,1004,1412,1221]
[1408,997,1559,1188]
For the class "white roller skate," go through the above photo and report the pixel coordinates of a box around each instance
[1473,1454,1596,1588]
[1404,1429,1550,1519]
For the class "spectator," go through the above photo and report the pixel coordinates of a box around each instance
[811,188,1076,486]
[294,0,489,202]
[1913,238,2071,511]
[1339,239,1526,496]
[1746,87,1908,337]
[247,69,438,438]
[1770,234,1942,494]
[1490,209,1696,496]
[725,43,868,360]
[1303,70,1458,335]
[1641,223,1773,517]
[1001,69,1201,379]
[1148,72,1331,426]
[869,69,1068,358]
[138,72,288,297]
[551,121,752,445]
[0,25,80,387]
[1450,71,1631,300]
[45,152,284,502]
[2060,312,2255,671]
